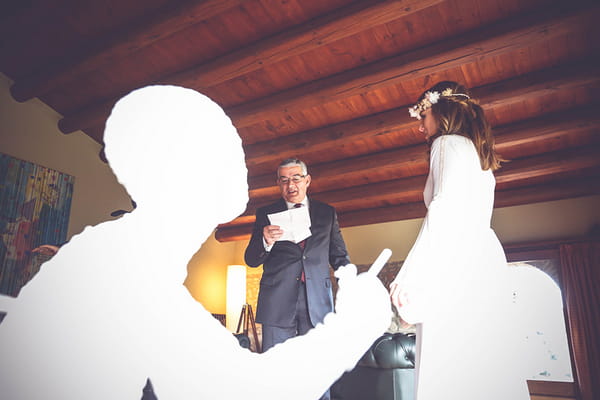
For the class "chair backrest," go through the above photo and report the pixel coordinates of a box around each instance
[358,332,416,369]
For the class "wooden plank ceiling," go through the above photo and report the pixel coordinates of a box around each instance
[2,0,599,242]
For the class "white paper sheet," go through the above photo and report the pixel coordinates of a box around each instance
[268,206,312,243]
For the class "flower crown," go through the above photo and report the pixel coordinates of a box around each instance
[408,88,470,120]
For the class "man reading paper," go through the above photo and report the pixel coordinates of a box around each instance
[266,204,312,244]
[245,158,350,398]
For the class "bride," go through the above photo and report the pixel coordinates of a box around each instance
[389,81,530,399]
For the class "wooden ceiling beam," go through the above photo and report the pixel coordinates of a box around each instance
[492,176,600,209]
[54,0,441,135]
[244,62,599,170]
[244,107,415,169]
[0,0,68,40]
[248,143,429,198]
[239,108,600,217]
[495,146,600,185]
[227,5,598,128]
[215,176,600,242]
[56,2,597,136]
[166,0,443,89]
[58,55,599,150]
[218,147,600,237]
[337,174,600,229]
[223,174,428,228]
[10,0,248,102]
[246,111,600,198]
[473,64,600,110]
[329,201,428,232]
[494,106,600,158]
[58,96,119,138]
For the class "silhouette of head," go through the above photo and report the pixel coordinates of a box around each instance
[103,85,248,234]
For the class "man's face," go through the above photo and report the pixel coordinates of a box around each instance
[277,165,311,204]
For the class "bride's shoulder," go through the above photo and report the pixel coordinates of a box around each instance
[431,134,472,150]
[435,133,470,143]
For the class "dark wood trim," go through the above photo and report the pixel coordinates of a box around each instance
[509,235,600,400]
[505,248,560,263]
[527,380,576,398]
[503,236,598,255]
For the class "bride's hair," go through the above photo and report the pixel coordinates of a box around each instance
[416,81,504,171]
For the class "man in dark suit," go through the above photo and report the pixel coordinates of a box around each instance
[245,158,350,359]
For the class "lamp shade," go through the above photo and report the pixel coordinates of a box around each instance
[225,265,247,332]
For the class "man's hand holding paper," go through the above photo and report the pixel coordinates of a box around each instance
[267,206,312,244]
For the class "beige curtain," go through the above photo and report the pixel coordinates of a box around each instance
[559,241,600,400]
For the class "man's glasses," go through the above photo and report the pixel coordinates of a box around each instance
[278,174,306,185]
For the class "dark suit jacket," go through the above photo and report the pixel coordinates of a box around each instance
[244,198,350,328]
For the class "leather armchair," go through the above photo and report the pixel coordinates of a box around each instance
[331,332,416,400]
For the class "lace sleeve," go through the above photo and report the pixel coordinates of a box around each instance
[392,135,476,323]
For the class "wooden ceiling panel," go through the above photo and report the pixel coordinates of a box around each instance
[243,106,418,168]
[56,0,597,136]
[244,59,599,176]
[7,0,247,104]
[2,0,598,242]
[495,168,600,193]
[227,5,597,131]
[495,146,600,190]
[202,0,448,108]
[495,107,600,160]
[0,0,171,78]
[39,6,289,113]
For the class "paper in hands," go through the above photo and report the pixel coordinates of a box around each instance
[267,206,312,244]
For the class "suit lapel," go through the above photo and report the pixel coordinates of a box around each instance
[306,197,320,248]
[270,198,288,214]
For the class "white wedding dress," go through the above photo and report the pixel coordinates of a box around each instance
[392,134,530,399]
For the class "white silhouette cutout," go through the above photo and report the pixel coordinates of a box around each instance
[0,85,391,399]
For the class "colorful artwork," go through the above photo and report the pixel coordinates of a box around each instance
[0,153,74,297]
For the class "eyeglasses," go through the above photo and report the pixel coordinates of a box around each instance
[278,174,306,185]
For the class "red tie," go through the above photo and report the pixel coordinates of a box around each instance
[294,203,306,282]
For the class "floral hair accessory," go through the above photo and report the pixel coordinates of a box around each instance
[408,89,471,120]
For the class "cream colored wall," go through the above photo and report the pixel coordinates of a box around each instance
[0,73,132,238]
[491,196,599,245]
[184,233,249,314]
[343,195,600,265]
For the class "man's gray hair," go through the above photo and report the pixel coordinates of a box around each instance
[277,157,308,177]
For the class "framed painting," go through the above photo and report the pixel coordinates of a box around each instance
[0,153,74,296]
